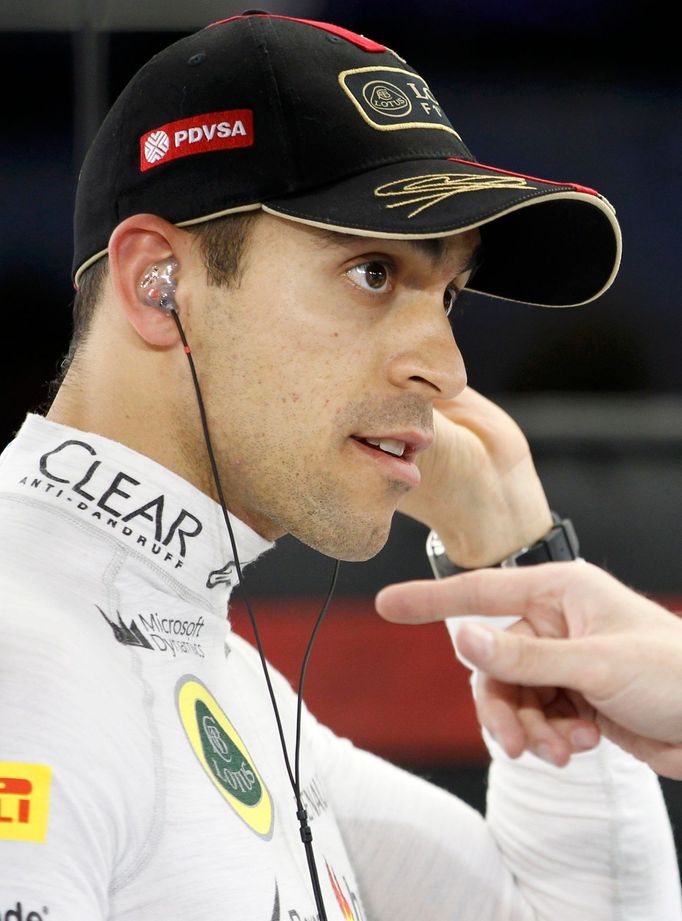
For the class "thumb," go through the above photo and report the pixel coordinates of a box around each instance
[456,621,597,692]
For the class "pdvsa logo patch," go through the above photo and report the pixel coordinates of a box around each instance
[140,109,254,172]
[0,764,52,843]
[339,66,459,136]
[176,677,273,838]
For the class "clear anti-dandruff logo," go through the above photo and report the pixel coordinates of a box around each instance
[21,438,204,572]
[176,677,273,838]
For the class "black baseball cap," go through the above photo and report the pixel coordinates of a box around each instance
[73,11,622,307]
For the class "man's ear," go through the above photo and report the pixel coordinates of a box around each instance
[108,214,187,347]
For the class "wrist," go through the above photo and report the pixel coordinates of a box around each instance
[427,511,580,579]
[434,504,554,570]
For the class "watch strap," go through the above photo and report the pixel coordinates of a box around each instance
[426,512,580,579]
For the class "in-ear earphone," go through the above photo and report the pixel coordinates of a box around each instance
[139,258,179,311]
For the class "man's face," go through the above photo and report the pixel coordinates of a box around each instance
[191,213,478,560]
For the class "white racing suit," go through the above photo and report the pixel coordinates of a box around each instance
[0,414,680,920]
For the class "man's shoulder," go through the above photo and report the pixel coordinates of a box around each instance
[0,535,107,650]
[0,488,113,591]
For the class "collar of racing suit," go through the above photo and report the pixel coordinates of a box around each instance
[0,413,275,614]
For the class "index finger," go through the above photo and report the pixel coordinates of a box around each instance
[374,561,582,624]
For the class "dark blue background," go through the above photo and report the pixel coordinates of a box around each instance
[0,1,680,452]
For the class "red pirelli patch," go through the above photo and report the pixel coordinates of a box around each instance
[140,109,254,172]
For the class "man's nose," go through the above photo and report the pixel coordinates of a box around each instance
[385,306,467,401]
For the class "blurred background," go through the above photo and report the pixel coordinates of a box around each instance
[2,0,681,865]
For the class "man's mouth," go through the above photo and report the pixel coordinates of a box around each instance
[349,431,431,488]
[350,432,432,462]
[360,437,406,458]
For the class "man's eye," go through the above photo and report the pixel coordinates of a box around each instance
[346,261,390,293]
[443,283,460,317]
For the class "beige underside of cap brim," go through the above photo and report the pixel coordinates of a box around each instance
[74,191,621,307]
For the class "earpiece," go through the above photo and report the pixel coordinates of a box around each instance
[139,258,179,312]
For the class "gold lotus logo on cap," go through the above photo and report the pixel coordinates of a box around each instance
[362,81,412,117]
[339,66,460,135]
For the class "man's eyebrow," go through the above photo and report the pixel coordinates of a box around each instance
[315,229,483,277]
[409,238,484,279]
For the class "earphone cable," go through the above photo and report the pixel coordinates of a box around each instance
[295,565,339,792]
[171,308,336,920]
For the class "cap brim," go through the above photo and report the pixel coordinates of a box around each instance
[263,157,622,307]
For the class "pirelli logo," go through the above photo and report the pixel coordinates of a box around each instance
[0,764,52,842]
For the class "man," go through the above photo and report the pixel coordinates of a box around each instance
[376,560,682,780]
[1,12,679,921]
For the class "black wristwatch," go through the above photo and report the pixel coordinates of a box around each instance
[426,511,580,579]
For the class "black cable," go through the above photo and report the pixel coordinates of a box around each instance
[295,561,339,792]
[294,559,340,921]
[172,308,336,920]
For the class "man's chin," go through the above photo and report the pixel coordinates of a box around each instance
[294,517,393,563]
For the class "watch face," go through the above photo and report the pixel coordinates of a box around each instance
[427,530,446,558]
[426,530,461,578]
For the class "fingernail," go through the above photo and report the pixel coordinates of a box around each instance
[571,728,597,751]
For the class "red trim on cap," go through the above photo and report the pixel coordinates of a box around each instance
[448,157,599,196]
[208,13,387,52]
